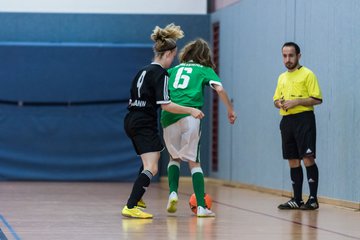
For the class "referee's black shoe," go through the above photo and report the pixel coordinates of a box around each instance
[300,196,319,210]
[278,198,304,210]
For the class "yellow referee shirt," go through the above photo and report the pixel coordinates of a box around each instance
[273,66,322,116]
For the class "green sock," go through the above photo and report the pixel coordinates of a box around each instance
[167,161,180,194]
[192,168,205,207]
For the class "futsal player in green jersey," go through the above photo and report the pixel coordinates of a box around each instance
[273,42,322,210]
[161,38,236,217]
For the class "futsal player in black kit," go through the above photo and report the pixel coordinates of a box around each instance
[122,23,204,219]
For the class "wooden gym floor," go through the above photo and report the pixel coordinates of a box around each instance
[0,180,359,240]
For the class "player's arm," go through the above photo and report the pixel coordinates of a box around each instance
[156,75,204,119]
[161,102,204,119]
[213,84,237,124]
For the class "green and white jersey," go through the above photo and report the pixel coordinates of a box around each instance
[161,62,222,128]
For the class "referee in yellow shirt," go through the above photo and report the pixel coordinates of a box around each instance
[273,42,322,210]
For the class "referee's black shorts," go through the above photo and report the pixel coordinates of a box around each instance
[280,111,316,160]
[124,111,164,155]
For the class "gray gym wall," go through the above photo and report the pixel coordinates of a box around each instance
[211,0,360,203]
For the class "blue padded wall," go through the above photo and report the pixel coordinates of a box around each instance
[0,44,153,181]
[0,13,210,181]
[0,43,151,102]
[0,105,137,181]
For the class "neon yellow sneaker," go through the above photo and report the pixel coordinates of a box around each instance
[137,199,147,209]
[122,206,153,219]
[166,191,178,213]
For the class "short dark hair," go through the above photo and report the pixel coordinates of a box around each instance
[282,42,301,54]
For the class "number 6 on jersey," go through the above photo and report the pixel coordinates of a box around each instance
[173,67,192,89]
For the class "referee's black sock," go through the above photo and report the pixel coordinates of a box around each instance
[126,170,153,208]
[306,164,319,199]
[290,166,304,203]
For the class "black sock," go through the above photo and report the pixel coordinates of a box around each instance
[127,170,152,208]
[306,164,319,199]
[138,165,144,175]
[290,166,303,203]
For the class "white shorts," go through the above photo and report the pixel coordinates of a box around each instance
[163,116,201,162]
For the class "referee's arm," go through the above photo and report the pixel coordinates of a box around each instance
[281,97,322,111]
[274,99,284,109]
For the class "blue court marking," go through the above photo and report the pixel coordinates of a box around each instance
[0,228,8,240]
[0,215,21,240]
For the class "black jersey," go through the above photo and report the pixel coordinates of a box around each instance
[127,63,171,118]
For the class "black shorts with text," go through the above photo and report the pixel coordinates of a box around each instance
[280,111,316,160]
[124,111,164,155]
